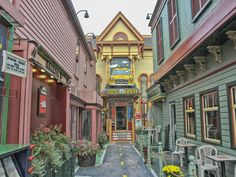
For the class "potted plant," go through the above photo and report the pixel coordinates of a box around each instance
[98,132,108,149]
[74,140,100,167]
[162,165,183,177]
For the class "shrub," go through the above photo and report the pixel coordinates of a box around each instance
[98,132,108,149]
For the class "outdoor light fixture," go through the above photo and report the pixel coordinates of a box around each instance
[76,10,89,18]
[146,13,152,20]
[40,69,45,73]
[85,33,96,39]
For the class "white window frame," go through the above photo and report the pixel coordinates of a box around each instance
[201,91,221,144]
[184,97,196,138]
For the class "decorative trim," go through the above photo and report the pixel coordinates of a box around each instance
[160,81,168,91]
[194,56,206,72]
[176,70,185,82]
[207,46,222,64]
[184,64,194,77]
[169,75,179,86]
[226,31,236,49]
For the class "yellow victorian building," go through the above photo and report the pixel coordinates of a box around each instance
[93,12,153,143]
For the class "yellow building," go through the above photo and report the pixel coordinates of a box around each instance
[94,12,153,142]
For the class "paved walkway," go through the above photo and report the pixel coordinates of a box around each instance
[75,143,154,177]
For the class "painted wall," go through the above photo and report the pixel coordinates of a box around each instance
[158,41,236,176]
[152,0,221,72]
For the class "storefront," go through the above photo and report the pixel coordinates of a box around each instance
[103,87,139,142]
[30,46,71,132]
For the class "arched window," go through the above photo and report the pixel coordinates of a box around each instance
[96,75,101,93]
[113,32,128,41]
[140,74,148,120]
[150,74,154,85]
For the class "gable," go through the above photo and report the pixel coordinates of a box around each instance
[97,12,144,42]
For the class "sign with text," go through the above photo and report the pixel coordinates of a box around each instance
[105,88,139,96]
[2,50,27,78]
[38,86,47,116]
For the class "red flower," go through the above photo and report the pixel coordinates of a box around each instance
[27,166,34,174]
[28,156,35,161]
[29,144,36,150]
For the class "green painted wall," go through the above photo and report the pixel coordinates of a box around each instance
[152,0,221,72]
[157,41,236,177]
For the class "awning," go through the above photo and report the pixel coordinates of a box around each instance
[147,84,166,102]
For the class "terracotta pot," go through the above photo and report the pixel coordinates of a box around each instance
[78,155,96,167]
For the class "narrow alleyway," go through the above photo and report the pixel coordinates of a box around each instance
[75,143,154,177]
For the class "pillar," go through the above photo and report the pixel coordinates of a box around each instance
[91,109,97,144]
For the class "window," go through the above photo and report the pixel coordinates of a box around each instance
[167,0,180,48]
[191,0,210,20]
[75,44,80,78]
[70,107,78,141]
[201,91,221,143]
[184,97,196,138]
[82,110,91,141]
[230,86,236,148]
[156,19,164,64]
[84,60,87,87]
[96,75,101,93]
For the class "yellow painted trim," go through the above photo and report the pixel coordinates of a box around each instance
[203,107,218,111]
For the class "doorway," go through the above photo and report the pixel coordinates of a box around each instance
[169,103,176,151]
[116,106,127,130]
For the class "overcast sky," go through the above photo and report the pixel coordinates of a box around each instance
[72,0,157,35]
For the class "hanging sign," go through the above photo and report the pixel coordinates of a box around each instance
[38,86,47,116]
[2,50,27,78]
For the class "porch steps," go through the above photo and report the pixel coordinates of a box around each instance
[112,132,132,142]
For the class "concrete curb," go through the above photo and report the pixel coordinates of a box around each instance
[95,144,108,166]
[132,144,159,177]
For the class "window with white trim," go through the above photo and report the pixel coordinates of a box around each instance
[230,86,236,148]
[184,97,196,138]
[201,91,221,143]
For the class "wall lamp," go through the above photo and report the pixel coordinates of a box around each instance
[146,13,152,20]
[76,10,89,18]
[85,33,96,39]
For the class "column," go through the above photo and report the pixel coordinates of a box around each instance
[91,109,97,144]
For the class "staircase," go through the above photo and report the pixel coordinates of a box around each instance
[111,131,133,142]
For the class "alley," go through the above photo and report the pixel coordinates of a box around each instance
[75,143,154,177]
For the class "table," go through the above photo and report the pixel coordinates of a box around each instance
[206,154,236,177]
[177,143,197,166]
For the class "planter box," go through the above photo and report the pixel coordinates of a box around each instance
[78,155,96,167]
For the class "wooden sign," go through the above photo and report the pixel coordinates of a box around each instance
[38,86,47,116]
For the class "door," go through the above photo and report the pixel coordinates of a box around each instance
[169,103,176,151]
[116,106,127,130]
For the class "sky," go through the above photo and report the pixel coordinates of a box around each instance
[72,0,157,35]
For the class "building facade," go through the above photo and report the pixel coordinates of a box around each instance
[94,12,153,142]
[148,0,236,176]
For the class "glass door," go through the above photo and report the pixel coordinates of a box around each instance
[116,106,127,130]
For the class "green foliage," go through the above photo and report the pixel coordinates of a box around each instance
[74,139,100,157]
[97,131,108,149]
[30,125,72,176]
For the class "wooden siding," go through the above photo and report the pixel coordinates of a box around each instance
[16,0,96,92]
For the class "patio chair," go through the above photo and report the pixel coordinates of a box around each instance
[171,137,188,167]
[197,145,220,177]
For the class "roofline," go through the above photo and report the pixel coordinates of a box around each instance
[62,0,96,61]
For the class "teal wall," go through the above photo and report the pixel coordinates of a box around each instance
[152,0,221,72]
[156,40,236,177]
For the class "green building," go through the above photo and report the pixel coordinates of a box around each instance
[148,0,236,176]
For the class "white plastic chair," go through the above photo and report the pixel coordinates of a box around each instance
[171,137,188,167]
[197,145,220,177]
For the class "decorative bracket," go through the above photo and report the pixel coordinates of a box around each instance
[194,56,206,72]
[164,79,173,89]
[176,70,185,82]
[207,46,222,64]
[160,81,168,91]
[184,64,194,77]
[169,75,179,86]
[226,31,236,49]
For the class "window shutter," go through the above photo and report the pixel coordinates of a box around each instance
[156,19,163,64]
[168,0,179,48]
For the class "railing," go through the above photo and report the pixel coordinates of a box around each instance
[135,133,198,177]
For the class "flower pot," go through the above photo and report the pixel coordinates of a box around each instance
[78,155,96,167]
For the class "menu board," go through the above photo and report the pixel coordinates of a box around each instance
[0,162,6,177]
[2,157,20,177]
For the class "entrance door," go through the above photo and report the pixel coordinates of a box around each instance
[116,106,127,130]
[169,103,176,151]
